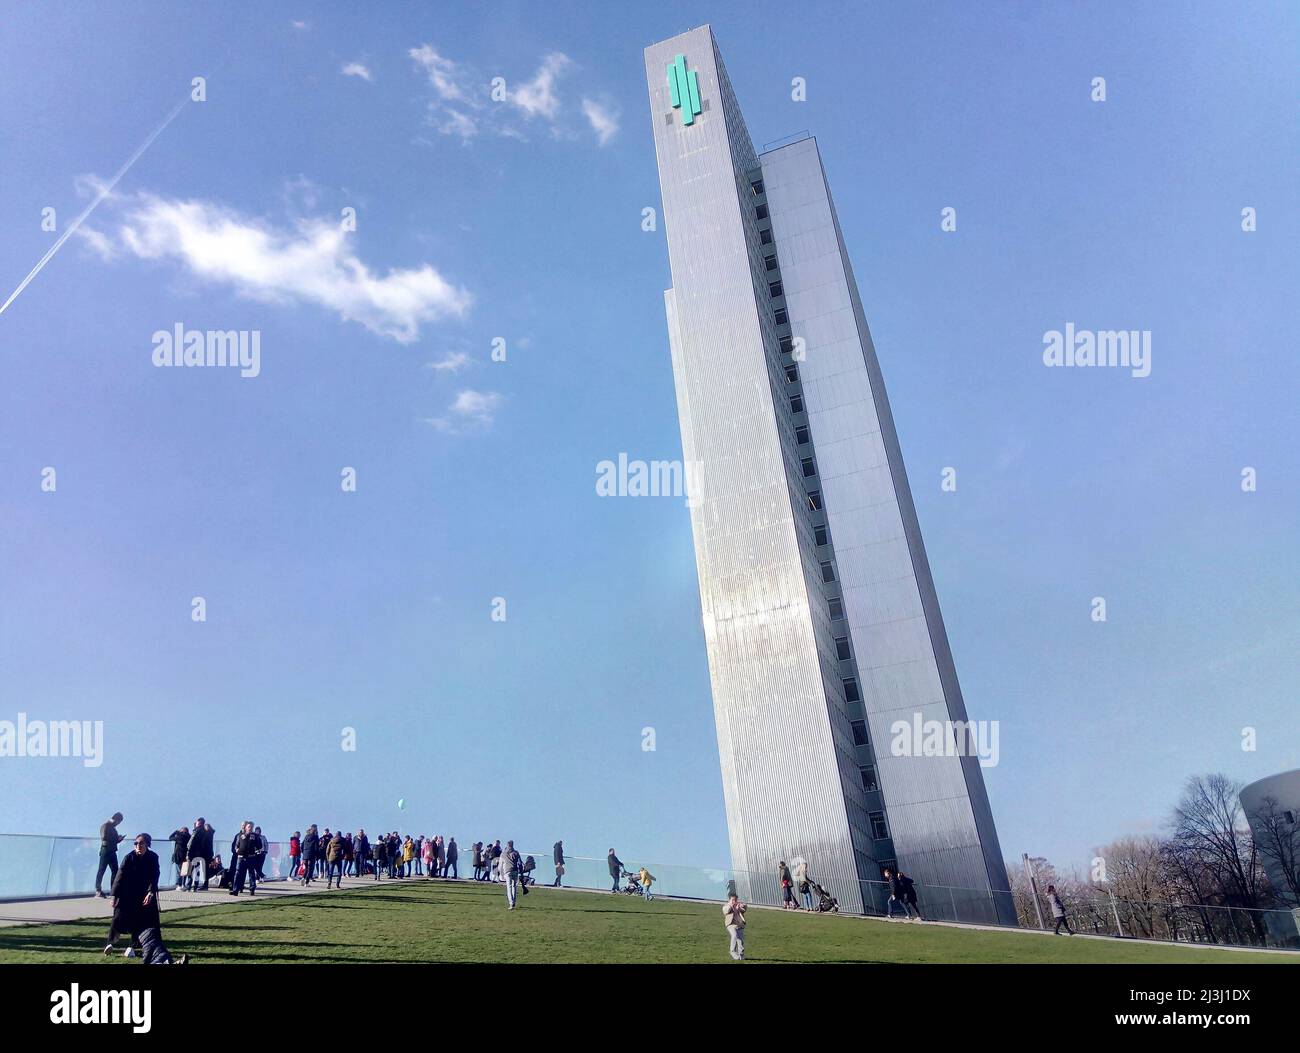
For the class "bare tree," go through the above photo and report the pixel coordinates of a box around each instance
[1247,795,1300,907]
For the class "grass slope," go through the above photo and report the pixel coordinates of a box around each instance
[0,880,1291,965]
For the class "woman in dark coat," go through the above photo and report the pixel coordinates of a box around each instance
[105,833,162,953]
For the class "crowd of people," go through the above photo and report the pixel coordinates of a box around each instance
[93,809,992,964]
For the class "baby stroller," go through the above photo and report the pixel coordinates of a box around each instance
[520,856,537,888]
[811,880,839,913]
[620,868,644,895]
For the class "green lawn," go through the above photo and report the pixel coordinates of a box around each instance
[0,880,1292,964]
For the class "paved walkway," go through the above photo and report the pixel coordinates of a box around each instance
[0,874,381,927]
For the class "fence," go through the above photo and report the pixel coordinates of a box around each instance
[3,834,1296,950]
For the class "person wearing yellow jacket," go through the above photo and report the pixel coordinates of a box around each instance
[638,866,657,901]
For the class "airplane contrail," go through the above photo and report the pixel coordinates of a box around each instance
[0,94,190,319]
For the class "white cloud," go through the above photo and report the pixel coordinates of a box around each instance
[427,351,470,373]
[509,52,570,120]
[435,108,478,141]
[342,62,373,82]
[409,44,467,102]
[75,225,117,261]
[581,98,619,145]
[426,389,502,432]
[98,192,470,342]
[291,20,310,31]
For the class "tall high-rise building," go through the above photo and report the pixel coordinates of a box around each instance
[645,25,1015,922]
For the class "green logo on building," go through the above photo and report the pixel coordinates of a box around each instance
[667,54,702,126]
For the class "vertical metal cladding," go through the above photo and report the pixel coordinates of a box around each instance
[647,26,1013,922]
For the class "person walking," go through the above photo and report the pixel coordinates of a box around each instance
[489,840,502,882]
[777,861,799,909]
[445,837,458,879]
[167,824,190,889]
[883,867,908,919]
[402,836,415,878]
[325,830,345,888]
[287,831,302,880]
[1047,884,1075,935]
[231,821,261,896]
[300,824,320,886]
[252,826,268,881]
[373,835,387,881]
[435,835,447,878]
[897,870,924,921]
[421,836,435,878]
[354,829,370,878]
[105,833,161,955]
[723,893,747,960]
[471,841,484,881]
[185,818,211,891]
[94,812,125,898]
[607,848,623,892]
[501,841,523,909]
[638,866,657,902]
[552,840,565,887]
[793,858,813,911]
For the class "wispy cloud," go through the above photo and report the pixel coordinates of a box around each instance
[425,389,502,432]
[509,52,570,120]
[581,98,619,145]
[409,44,467,102]
[341,62,373,82]
[409,43,613,146]
[85,192,470,342]
[427,351,470,373]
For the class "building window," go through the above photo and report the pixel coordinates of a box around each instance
[820,560,836,583]
[774,307,788,325]
[755,203,769,220]
[750,179,765,195]
[779,336,794,355]
[764,255,778,272]
[814,525,829,546]
[869,812,889,840]
[790,394,803,414]
[801,456,816,478]
[860,766,878,792]
[785,363,799,384]
[828,596,843,619]
[795,424,810,445]
[807,490,822,511]
[769,280,783,298]
[842,676,860,702]
[759,228,773,245]
[835,636,851,661]
[851,720,869,747]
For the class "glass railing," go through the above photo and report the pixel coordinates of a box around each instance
[3,835,1296,951]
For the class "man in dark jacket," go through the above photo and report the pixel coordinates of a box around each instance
[607,848,624,892]
[552,840,565,887]
[354,829,370,877]
[445,837,459,879]
[94,812,125,897]
[168,825,190,888]
[185,819,212,891]
[300,825,320,885]
[231,821,262,896]
[107,832,161,951]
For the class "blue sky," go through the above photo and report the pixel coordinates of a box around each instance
[0,2,1296,877]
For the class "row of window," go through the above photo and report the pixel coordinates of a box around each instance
[754,170,891,854]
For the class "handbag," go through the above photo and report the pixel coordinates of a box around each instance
[180,861,190,877]
[557,864,565,876]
